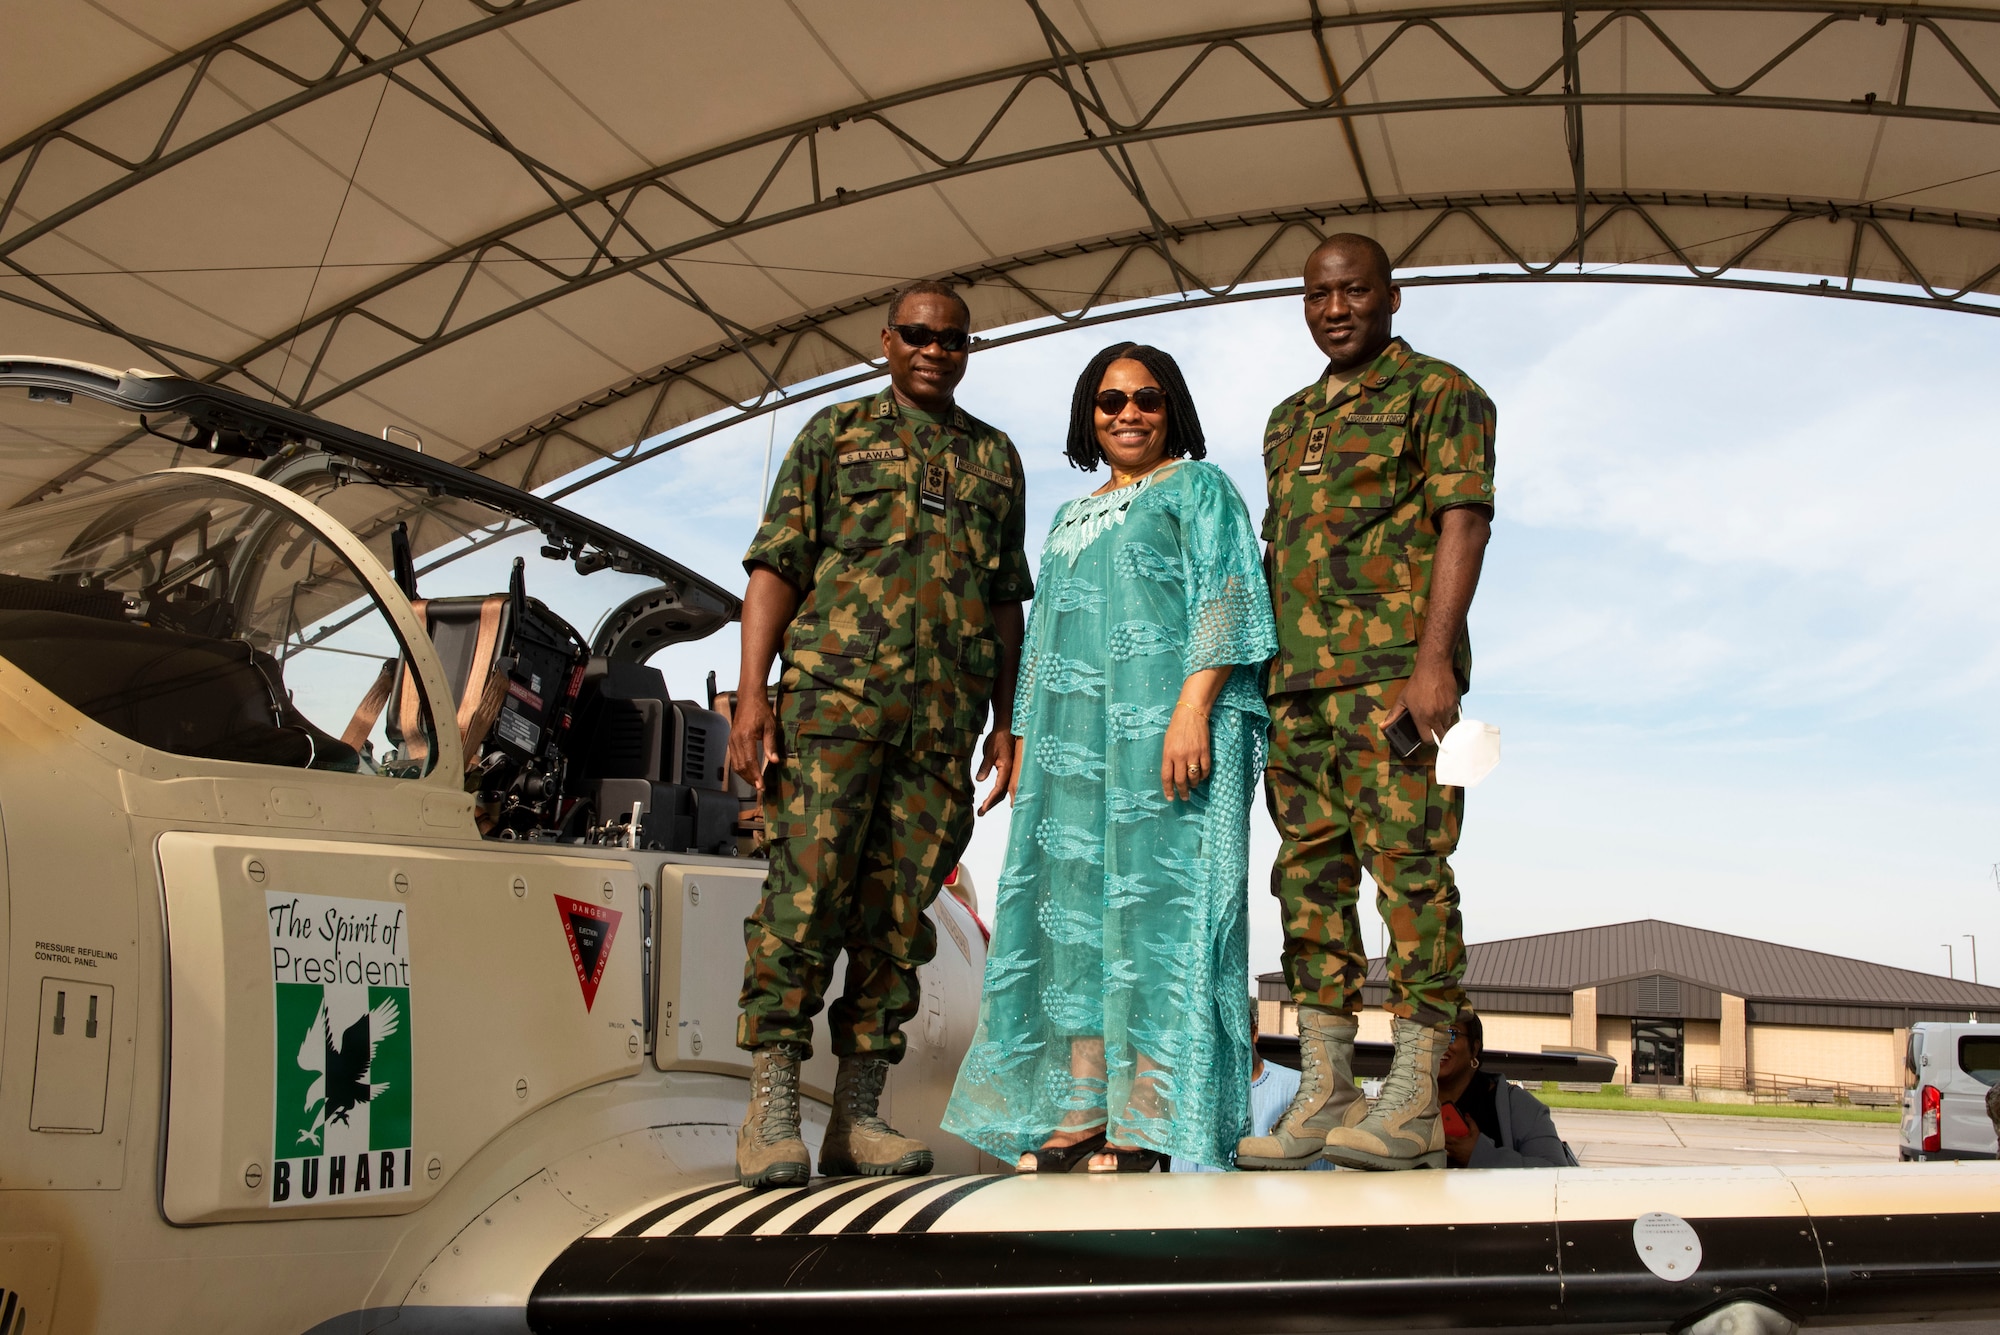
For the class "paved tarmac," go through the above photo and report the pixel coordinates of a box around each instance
[1552,1106,1898,1167]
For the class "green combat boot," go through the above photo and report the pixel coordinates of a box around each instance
[735,1043,811,1189]
[817,1056,934,1178]
[1320,1017,1449,1171]
[1236,1007,1366,1168]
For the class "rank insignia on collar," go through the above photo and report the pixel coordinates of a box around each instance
[875,399,894,419]
[921,461,949,513]
[1299,425,1329,475]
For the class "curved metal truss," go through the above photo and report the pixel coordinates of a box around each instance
[501,184,2000,507]
[9,0,2000,505]
[0,1,581,238]
[0,0,582,378]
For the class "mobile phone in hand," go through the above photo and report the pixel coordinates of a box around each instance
[1384,710,1424,759]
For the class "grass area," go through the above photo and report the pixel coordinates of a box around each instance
[1537,1089,1900,1123]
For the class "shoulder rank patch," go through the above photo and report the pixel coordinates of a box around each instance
[954,456,1011,487]
[1347,412,1409,426]
[1299,425,1329,474]
[841,447,906,464]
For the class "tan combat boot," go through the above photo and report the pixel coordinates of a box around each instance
[1320,1016,1449,1170]
[1236,1007,1367,1169]
[817,1055,934,1178]
[735,1043,811,1189]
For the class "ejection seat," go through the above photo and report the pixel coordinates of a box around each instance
[345,561,590,839]
[361,594,516,773]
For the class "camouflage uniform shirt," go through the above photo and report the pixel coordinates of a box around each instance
[745,389,1033,755]
[1261,337,1496,696]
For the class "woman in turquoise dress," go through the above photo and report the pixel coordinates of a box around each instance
[941,342,1277,1172]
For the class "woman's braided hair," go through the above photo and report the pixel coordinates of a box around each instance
[1063,341,1206,472]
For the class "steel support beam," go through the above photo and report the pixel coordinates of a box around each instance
[475,187,2000,502]
[0,0,581,259]
[204,2,2000,412]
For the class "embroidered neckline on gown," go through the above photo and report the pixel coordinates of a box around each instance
[1044,473,1156,564]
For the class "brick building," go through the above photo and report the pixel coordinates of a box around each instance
[1257,920,2000,1093]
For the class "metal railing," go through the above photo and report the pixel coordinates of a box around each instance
[1688,1065,1901,1107]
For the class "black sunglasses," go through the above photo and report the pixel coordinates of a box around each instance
[1094,386,1168,416]
[889,322,970,353]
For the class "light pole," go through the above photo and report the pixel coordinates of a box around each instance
[1942,943,1955,979]
[1967,934,1981,984]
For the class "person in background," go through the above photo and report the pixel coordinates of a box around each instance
[1174,1003,1333,1172]
[1438,1012,1576,1168]
[1986,1080,1999,1155]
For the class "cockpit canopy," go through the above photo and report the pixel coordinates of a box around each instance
[0,359,750,848]
[0,358,740,650]
[0,468,438,777]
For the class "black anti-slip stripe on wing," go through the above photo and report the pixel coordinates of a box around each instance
[724,1175,874,1236]
[669,1187,777,1237]
[840,1177,954,1234]
[779,1175,909,1235]
[614,1180,741,1237]
[530,1220,1570,1333]
[897,1174,1006,1234]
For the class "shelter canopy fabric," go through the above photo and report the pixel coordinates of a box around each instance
[6,0,2000,511]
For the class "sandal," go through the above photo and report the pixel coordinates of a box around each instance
[1017,1131,1107,1174]
[1087,1144,1166,1173]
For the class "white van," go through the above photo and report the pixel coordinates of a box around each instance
[1899,1022,2000,1160]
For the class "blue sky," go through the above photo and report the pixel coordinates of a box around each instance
[436,281,2000,987]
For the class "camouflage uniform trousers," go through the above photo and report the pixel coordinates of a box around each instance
[737,729,974,1061]
[1264,679,1467,1026]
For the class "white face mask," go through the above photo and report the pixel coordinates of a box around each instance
[1435,719,1501,788]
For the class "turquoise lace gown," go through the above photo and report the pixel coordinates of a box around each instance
[941,460,1277,1169]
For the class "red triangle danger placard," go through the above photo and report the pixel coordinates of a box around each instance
[554,895,622,1011]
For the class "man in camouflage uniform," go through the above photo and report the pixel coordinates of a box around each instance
[727,280,1031,1188]
[1238,235,1496,1173]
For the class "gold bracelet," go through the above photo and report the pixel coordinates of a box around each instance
[1175,701,1207,714]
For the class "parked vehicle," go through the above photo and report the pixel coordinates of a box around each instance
[1900,1022,2000,1160]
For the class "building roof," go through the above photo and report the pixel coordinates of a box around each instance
[1260,919,2000,1010]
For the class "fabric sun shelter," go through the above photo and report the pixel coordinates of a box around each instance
[6,0,2000,540]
